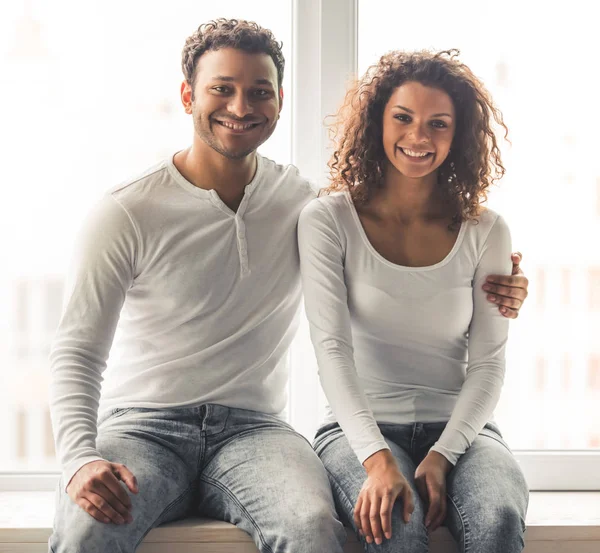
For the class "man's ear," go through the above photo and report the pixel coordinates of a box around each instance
[278,87,284,115]
[181,81,193,114]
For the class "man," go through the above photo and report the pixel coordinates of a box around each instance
[48,19,528,553]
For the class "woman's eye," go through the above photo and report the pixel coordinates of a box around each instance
[431,120,448,129]
[394,114,411,123]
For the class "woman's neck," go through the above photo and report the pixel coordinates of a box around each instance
[371,163,442,223]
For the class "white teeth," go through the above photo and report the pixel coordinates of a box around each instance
[402,148,430,158]
[218,120,256,131]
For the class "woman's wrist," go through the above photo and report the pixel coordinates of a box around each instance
[363,448,395,473]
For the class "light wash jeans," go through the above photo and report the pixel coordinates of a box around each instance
[49,404,346,553]
[314,421,529,553]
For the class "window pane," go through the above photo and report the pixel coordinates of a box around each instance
[358,0,599,450]
[0,0,292,471]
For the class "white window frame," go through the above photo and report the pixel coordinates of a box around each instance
[1,0,597,493]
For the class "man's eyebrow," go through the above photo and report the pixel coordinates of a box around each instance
[211,76,274,86]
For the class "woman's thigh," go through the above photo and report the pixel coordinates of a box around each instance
[314,424,429,553]
[445,425,529,553]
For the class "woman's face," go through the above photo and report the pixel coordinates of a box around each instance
[382,81,456,180]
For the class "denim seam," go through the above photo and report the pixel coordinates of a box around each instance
[448,493,471,553]
[202,425,297,470]
[134,481,195,548]
[199,474,274,553]
[323,469,357,523]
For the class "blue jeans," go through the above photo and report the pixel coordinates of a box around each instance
[49,404,346,553]
[314,422,529,553]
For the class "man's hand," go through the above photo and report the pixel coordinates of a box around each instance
[66,460,139,524]
[414,451,452,532]
[484,252,529,319]
[355,449,414,545]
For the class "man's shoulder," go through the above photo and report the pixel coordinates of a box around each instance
[258,155,318,199]
[107,158,171,203]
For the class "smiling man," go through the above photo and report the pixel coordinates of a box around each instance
[47,19,528,553]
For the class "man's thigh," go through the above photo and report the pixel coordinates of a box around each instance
[50,408,201,553]
[198,407,346,553]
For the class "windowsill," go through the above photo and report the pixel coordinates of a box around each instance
[1,492,599,552]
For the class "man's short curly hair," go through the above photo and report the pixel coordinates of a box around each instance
[324,49,508,225]
[181,19,284,90]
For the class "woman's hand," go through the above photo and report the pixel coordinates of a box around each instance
[355,449,414,545]
[414,451,452,532]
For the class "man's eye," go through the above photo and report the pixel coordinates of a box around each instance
[213,86,229,93]
[254,89,270,97]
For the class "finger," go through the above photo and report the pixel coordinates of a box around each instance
[353,494,364,535]
[369,495,384,545]
[85,491,126,525]
[102,470,134,510]
[93,480,133,522]
[380,492,393,539]
[360,497,374,544]
[402,485,414,523]
[113,464,139,494]
[499,306,519,319]
[425,491,441,529]
[429,495,448,532]
[485,274,528,290]
[414,476,428,506]
[482,282,528,300]
[79,497,111,524]
[486,293,523,310]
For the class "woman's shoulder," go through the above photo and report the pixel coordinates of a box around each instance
[300,191,350,221]
[463,207,511,255]
[467,207,509,235]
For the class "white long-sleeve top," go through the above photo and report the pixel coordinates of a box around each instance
[49,154,315,488]
[298,192,511,466]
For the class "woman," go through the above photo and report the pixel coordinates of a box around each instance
[298,50,529,553]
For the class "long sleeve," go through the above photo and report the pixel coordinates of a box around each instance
[298,199,389,464]
[49,194,138,489]
[430,213,512,464]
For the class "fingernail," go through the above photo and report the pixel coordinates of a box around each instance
[376,538,382,545]
[482,284,491,291]
[385,532,392,539]
[366,536,373,544]
[488,295,497,302]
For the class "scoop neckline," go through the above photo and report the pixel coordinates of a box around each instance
[343,192,467,272]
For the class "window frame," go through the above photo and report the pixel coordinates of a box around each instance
[1,0,597,493]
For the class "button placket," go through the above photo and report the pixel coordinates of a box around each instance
[235,217,250,277]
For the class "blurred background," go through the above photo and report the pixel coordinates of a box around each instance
[0,0,597,472]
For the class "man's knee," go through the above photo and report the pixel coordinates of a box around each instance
[264,502,346,553]
[49,503,136,553]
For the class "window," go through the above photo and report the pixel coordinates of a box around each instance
[2,0,597,491]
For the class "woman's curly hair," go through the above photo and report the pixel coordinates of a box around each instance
[182,19,284,93]
[324,49,508,223]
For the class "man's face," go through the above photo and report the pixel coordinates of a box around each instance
[182,48,282,160]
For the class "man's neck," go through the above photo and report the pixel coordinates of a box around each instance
[173,142,257,212]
